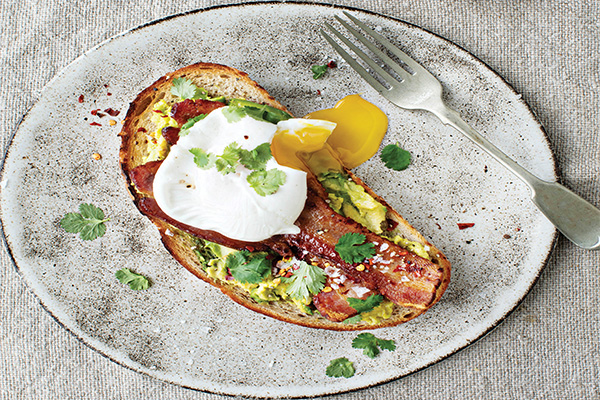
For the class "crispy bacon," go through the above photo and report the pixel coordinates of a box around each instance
[129,160,162,196]
[128,161,442,320]
[313,288,357,322]
[287,177,443,310]
[137,197,289,256]
[170,99,225,125]
[313,275,377,322]
[161,126,181,145]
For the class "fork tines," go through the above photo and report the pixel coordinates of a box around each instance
[320,11,429,94]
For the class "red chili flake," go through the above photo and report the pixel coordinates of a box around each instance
[458,223,475,230]
[104,84,109,88]
[89,122,102,126]
[245,246,255,252]
[91,109,100,116]
[317,89,322,96]
[107,92,112,96]
[435,223,442,230]
[327,60,337,68]
[152,110,164,114]
[104,107,120,117]
[386,219,399,231]
[136,127,147,133]
[78,95,84,103]
[243,135,249,140]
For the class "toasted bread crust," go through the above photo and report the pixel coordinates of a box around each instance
[120,63,450,330]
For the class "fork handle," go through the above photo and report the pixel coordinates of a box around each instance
[429,100,600,250]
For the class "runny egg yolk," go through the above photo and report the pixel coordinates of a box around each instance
[271,94,388,173]
[306,94,388,168]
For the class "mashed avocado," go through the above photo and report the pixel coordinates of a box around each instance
[318,171,387,234]
[189,234,313,313]
[205,258,313,313]
[360,300,395,325]
[144,100,178,163]
[390,236,431,260]
[318,171,430,260]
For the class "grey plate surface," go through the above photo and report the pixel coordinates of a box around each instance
[0,3,556,398]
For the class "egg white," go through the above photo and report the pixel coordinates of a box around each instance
[153,107,310,242]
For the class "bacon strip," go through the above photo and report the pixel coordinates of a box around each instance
[313,288,358,322]
[137,197,290,256]
[313,276,377,322]
[128,160,442,319]
[129,160,162,196]
[288,178,443,310]
[170,99,225,125]
[161,127,181,145]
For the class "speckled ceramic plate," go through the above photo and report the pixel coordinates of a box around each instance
[0,2,557,398]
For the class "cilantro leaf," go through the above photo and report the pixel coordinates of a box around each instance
[115,268,151,290]
[380,143,411,171]
[221,105,246,123]
[352,333,380,358]
[282,261,326,302]
[239,142,272,170]
[215,142,241,174]
[247,169,286,196]
[60,203,109,241]
[179,114,207,136]
[378,338,397,352]
[334,233,375,263]
[171,78,203,100]
[225,251,271,284]
[326,357,355,378]
[347,294,383,313]
[311,64,328,79]
[352,333,396,359]
[189,148,214,169]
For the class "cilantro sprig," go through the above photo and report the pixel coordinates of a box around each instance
[326,357,355,378]
[171,77,207,100]
[352,333,396,359]
[115,268,151,290]
[170,78,226,103]
[247,169,287,197]
[239,142,272,170]
[311,61,337,79]
[334,233,376,264]
[189,147,214,169]
[311,64,328,79]
[282,261,327,303]
[225,251,271,284]
[60,203,109,241]
[189,141,287,196]
[380,143,411,171]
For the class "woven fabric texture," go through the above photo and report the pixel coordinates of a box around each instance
[1,1,598,399]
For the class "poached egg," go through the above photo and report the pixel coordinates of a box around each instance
[153,107,335,242]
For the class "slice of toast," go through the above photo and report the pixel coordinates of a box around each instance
[119,62,450,330]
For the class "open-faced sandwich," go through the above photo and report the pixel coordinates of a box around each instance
[119,62,450,330]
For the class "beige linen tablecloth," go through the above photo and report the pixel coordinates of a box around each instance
[1,1,598,399]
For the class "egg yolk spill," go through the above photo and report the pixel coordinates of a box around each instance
[271,94,388,173]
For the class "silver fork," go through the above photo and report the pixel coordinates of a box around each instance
[321,12,600,250]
